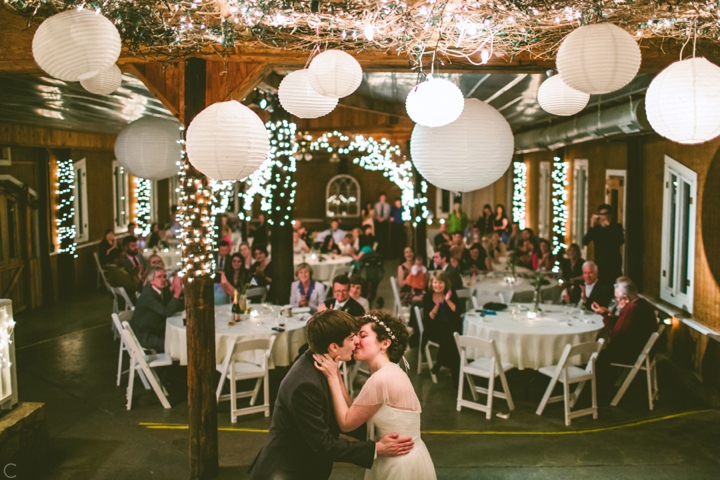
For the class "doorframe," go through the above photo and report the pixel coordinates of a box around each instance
[572,159,589,250]
[605,169,627,229]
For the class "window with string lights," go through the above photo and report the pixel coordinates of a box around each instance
[326,174,360,218]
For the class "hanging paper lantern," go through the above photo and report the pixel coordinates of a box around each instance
[32,9,121,82]
[307,50,363,98]
[406,76,465,127]
[279,70,338,119]
[186,101,269,181]
[645,57,720,145]
[410,98,514,192]
[557,23,641,95]
[537,75,590,116]
[115,117,183,181]
[80,64,122,95]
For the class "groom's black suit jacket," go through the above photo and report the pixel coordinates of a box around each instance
[249,350,375,480]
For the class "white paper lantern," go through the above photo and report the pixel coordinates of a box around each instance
[557,23,641,95]
[279,70,338,119]
[410,98,514,192]
[80,64,122,95]
[406,76,465,127]
[537,75,590,116]
[186,101,269,181]
[645,57,720,145]
[307,50,363,98]
[115,117,183,181]
[32,9,121,82]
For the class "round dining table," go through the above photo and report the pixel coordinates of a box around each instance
[463,304,604,370]
[164,304,308,367]
[294,253,353,282]
[464,272,560,304]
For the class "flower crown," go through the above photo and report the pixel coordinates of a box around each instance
[363,314,396,341]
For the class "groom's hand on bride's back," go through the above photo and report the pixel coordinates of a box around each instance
[376,433,414,457]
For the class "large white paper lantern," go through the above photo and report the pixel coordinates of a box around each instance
[557,23,641,95]
[307,50,363,98]
[406,76,465,127]
[186,101,269,181]
[645,57,720,145]
[115,117,183,181]
[32,9,121,82]
[410,98,514,192]
[279,70,338,119]
[80,64,122,95]
[537,75,590,116]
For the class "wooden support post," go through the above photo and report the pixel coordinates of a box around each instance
[413,164,427,260]
[183,58,219,480]
[626,137,644,291]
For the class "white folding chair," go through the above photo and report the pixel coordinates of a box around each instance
[610,325,665,410]
[454,333,514,418]
[94,251,110,290]
[111,312,149,389]
[120,321,172,410]
[390,276,411,325]
[112,287,135,312]
[338,360,350,392]
[415,306,439,383]
[216,335,276,422]
[426,238,434,260]
[245,286,266,303]
[536,339,605,426]
[456,288,473,312]
[472,292,506,310]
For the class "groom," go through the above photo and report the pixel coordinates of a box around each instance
[249,310,414,479]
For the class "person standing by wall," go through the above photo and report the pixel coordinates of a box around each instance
[583,204,624,285]
[374,193,391,256]
[390,198,406,261]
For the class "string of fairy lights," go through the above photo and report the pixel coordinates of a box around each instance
[512,161,527,231]
[55,158,77,257]
[134,177,152,237]
[551,155,569,256]
[0,305,16,369]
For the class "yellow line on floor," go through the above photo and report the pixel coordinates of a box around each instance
[139,409,713,435]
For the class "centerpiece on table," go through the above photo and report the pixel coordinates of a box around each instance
[504,250,519,285]
[527,270,549,314]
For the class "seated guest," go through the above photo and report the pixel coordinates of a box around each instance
[451,232,471,266]
[434,222,451,250]
[318,219,346,245]
[405,255,427,301]
[339,233,356,256]
[106,249,141,306]
[320,234,341,254]
[507,223,522,251]
[317,275,365,316]
[293,230,309,253]
[560,243,585,287]
[98,228,118,265]
[358,224,375,250]
[517,239,535,270]
[532,238,555,271]
[466,243,488,275]
[349,274,370,313]
[466,226,482,247]
[289,263,326,313]
[214,240,231,306]
[449,245,466,274]
[423,273,461,387]
[293,219,310,244]
[122,235,146,278]
[251,247,273,289]
[146,223,161,249]
[488,231,507,260]
[432,245,463,291]
[397,247,416,306]
[130,267,183,352]
[248,213,269,249]
[562,261,613,310]
[238,242,254,270]
[519,228,540,254]
[220,253,251,297]
[141,254,166,286]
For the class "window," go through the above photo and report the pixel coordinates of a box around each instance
[572,160,589,248]
[74,158,89,243]
[660,156,697,313]
[435,189,462,219]
[113,161,129,233]
[326,175,360,218]
[0,146,11,166]
[538,161,551,239]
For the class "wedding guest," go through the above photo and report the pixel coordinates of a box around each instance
[358,224,375,250]
[147,223,161,249]
[467,226,481,247]
[492,204,510,243]
[238,242,254,270]
[433,245,462,291]
[562,261,613,310]
[349,274,370,313]
[507,223,522,251]
[320,234,341,254]
[532,239,554,271]
[98,228,118,265]
[433,222,451,250]
[319,219,345,245]
[404,255,427,302]
[293,219,310,244]
[290,263,327,313]
[251,246,273,289]
[122,236,146,278]
[519,228,540,255]
[423,273,461,387]
[447,200,468,235]
[390,198,406,261]
[361,201,376,236]
[214,240,231,282]
[560,243,585,287]
[397,247,415,306]
[141,254,166,286]
[374,193,391,255]
[466,243,488,275]
[475,204,494,236]
[518,239,535,270]
[583,204,624,285]
[130,267,183,352]
[317,275,365,316]
[293,230,310,253]
[351,228,362,251]
[106,249,141,307]
[249,213,269,249]
[339,233,356,256]
[220,253,251,297]
[488,232,507,262]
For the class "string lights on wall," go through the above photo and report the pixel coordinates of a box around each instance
[0,306,15,369]
[512,161,527,230]
[551,155,569,256]
[134,177,152,237]
[56,158,77,257]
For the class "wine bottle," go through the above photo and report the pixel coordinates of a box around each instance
[232,290,241,323]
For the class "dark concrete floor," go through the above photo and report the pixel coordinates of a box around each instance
[12,268,720,479]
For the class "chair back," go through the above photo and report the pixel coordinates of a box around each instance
[246,286,265,301]
[559,339,605,373]
[333,265,354,279]
[634,324,665,366]
[414,306,424,337]
[120,321,151,369]
[94,252,111,289]
[222,335,276,372]
[111,312,133,334]
[454,333,499,359]
[113,287,135,311]
[390,276,402,315]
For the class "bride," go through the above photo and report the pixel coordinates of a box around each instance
[314,310,436,479]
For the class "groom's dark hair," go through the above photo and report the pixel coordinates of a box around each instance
[307,310,359,354]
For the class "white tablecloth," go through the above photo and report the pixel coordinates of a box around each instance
[463,304,603,370]
[165,304,308,367]
[464,273,560,304]
[144,248,183,271]
[294,254,353,281]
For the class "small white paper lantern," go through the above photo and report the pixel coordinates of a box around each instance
[80,64,122,95]
[557,23,641,95]
[537,75,590,116]
[406,76,465,127]
[186,101,269,181]
[115,117,183,181]
[307,50,363,99]
[279,70,338,119]
[32,9,121,82]
[646,57,720,145]
[410,98,514,192]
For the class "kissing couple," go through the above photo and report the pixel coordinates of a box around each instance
[249,309,436,479]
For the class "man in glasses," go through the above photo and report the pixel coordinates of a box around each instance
[583,204,624,285]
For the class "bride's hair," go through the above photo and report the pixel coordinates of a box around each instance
[359,310,409,363]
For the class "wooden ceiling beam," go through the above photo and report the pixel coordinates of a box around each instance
[0,123,116,150]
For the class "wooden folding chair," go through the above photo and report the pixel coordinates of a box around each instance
[120,321,172,410]
[611,325,665,410]
[536,339,605,426]
[454,333,515,419]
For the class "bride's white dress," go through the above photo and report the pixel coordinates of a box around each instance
[354,363,436,480]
